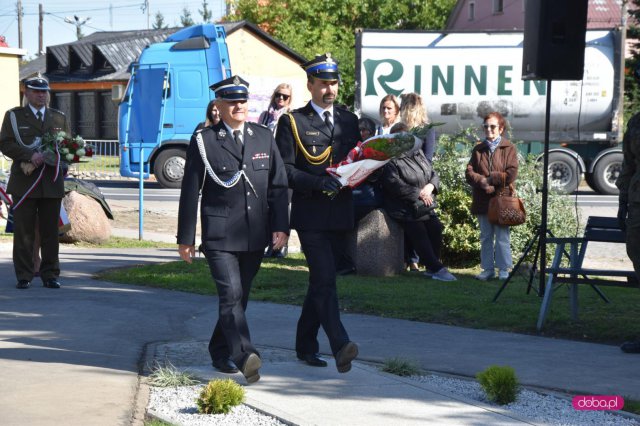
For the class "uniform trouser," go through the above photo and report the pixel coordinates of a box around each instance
[204,249,262,368]
[12,197,61,282]
[477,214,513,271]
[402,217,444,273]
[296,230,350,356]
[626,202,640,279]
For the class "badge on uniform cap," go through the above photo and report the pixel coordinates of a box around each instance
[233,76,241,85]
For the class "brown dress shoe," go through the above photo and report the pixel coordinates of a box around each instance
[335,342,359,373]
[240,353,261,384]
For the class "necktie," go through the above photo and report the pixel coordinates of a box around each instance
[233,130,243,153]
[323,111,334,135]
[36,110,42,122]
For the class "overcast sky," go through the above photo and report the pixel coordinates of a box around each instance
[0,0,227,58]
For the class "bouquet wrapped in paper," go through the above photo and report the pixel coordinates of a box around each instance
[326,124,441,189]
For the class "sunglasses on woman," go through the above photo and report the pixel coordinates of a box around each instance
[275,93,290,101]
[483,124,498,130]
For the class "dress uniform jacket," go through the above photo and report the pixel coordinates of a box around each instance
[177,121,289,251]
[275,103,360,231]
[0,106,70,198]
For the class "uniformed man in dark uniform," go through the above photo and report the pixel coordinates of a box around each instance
[177,75,290,383]
[0,75,70,289]
[617,65,640,354]
[275,53,360,373]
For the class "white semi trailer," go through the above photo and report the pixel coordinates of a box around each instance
[355,29,624,194]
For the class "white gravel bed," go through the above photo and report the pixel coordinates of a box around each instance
[412,374,639,426]
[147,374,639,425]
[148,385,286,426]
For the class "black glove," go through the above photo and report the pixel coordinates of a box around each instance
[617,202,628,231]
[319,176,342,192]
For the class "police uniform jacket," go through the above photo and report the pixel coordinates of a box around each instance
[0,106,70,198]
[177,121,289,252]
[275,103,360,231]
[617,113,640,204]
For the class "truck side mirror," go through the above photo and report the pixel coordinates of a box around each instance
[112,84,125,103]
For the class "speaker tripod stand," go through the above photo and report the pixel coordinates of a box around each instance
[492,225,549,302]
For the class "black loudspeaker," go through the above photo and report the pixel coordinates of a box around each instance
[522,0,589,80]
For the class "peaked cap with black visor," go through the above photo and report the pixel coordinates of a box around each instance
[302,53,340,81]
[210,75,249,101]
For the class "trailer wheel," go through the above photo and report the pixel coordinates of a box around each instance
[154,148,186,188]
[547,151,581,194]
[592,153,622,195]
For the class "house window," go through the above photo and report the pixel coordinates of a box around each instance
[469,1,475,20]
[493,0,504,14]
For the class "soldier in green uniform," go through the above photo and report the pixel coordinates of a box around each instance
[616,65,640,353]
[0,75,70,289]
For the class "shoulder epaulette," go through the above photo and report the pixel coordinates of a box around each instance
[48,107,65,116]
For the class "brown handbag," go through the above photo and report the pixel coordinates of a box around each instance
[487,176,526,226]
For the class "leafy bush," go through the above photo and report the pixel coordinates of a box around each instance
[476,365,519,405]
[196,379,245,415]
[381,357,422,376]
[434,127,580,266]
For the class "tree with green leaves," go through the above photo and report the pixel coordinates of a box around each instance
[152,11,168,29]
[200,0,213,23]
[180,7,195,27]
[229,0,456,106]
[625,0,640,123]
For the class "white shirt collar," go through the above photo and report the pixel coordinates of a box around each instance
[223,122,244,136]
[310,101,334,122]
[29,104,45,119]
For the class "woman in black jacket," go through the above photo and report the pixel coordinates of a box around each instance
[381,131,456,281]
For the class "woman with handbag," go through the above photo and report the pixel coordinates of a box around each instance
[465,112,519,281]
[380,123,457,282]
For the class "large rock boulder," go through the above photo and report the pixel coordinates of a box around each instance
[60,191,111,244]
[346,209,404,276]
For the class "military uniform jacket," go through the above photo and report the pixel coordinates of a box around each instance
[275,103,360,231]
[0,106,70,198]
[617,112,640,203]
[177,121,289,252]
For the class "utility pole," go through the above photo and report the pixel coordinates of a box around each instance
[38,4,43,56]
[141,0,150,30]
[64,15,91,40]
[16,0,23,49]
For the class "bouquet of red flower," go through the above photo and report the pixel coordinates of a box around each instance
[326,123,441,189]
[41,130,93,166]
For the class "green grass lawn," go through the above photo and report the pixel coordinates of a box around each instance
[97,253,640,345]
[0,232,173,249]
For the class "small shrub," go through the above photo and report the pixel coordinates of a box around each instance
[148,361,199,387]
[381,357,422,377]
[476,365,519,405]
[196,378,245,415]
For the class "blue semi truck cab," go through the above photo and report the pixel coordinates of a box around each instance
[118,24,232,188]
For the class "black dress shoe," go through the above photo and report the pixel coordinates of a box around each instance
[297,353,328,367]
[16,280,31,289]
[212,358,239,373]
[621,340,640,354]
[43,279,61,289]
[240,353,261,384]
[335,341,359,373]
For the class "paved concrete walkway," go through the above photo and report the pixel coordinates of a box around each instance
[1,243,639,425]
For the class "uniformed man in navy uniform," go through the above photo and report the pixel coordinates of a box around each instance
[275,53,360,373]
[0,75,70,289]
[177,75,290,383]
